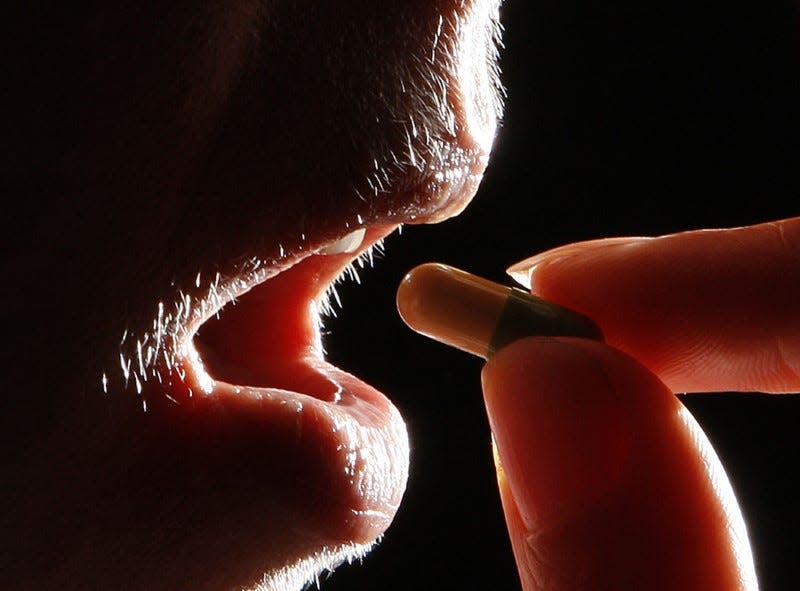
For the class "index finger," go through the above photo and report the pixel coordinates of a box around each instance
[508,217,800,393]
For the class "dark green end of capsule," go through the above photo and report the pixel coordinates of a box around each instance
[487,288,604,356]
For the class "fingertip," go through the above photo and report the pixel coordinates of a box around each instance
[482,337,756,590]
[481,337,639,532]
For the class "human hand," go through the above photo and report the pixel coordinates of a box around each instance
[482,217,800,589]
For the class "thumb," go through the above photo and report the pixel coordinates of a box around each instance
[482,337,758,591]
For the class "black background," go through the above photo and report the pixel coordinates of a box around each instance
[324,1,800,589]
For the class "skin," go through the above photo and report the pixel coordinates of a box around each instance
[3,1,798,591]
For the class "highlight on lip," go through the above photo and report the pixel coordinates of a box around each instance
[396,263,603,358]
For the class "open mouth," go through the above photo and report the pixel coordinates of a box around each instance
[190,225,397,403]
[155,223,409,547]
[173,159,491,416]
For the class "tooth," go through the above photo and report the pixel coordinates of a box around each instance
[317,228,366,255]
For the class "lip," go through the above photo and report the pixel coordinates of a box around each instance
[156,225,405,544]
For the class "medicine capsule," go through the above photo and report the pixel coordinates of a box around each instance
[396,263,603,359]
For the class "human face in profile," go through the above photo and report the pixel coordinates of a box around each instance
[2,2,503,589]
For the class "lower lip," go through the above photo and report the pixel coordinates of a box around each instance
[199,363,410,544]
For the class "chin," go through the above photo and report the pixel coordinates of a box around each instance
[4,1,505,589]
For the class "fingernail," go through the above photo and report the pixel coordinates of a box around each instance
[482,338,632,532]
[506,255,546,289]
[506,238,648,289]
